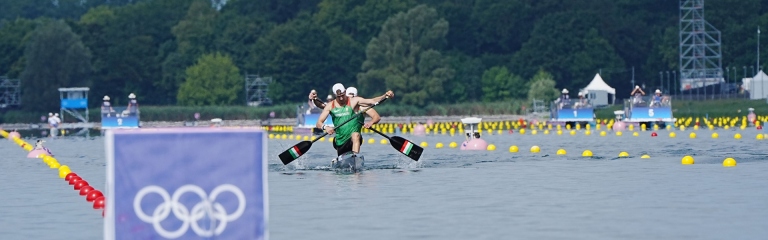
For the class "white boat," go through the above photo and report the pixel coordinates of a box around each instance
[331,152,364,172]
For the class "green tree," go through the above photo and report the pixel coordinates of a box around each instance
[160,0,219,105]
[177,53,242,106]
[249,14,335,103]
[357,4,454,106]
[0,18,39,78]
[315,0,416,43]
[20,20,92,112]
[481,66,525,102]
[527,70,559,102]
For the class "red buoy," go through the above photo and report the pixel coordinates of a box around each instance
[74,180,89,190]
[86,190,103,202]
[79,186,94,196]
[758,126,763,130]
[65,173,78,182]
[68,176,82,185]
[93,196,105,209]
[651,132,658,137]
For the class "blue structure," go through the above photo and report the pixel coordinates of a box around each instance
[548,98,596,127]
[59,87,90,123]
[101,106,140,129]
[621,96,675,127]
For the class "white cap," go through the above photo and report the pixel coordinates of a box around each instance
[49,112,53,116]
[326,94,334,100]
[129,93,136,99]
[54,113,58,117]
[346,87,358,97]
[103,95,110,101]
[578,92,584,96]
[635,85,640,89]
[562,89,569,94]
[310,89,317,94]
[655,89,661,94]
[332,83,345,94]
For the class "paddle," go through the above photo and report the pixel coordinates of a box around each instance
[278,97,388,165]
[366,126,423,161]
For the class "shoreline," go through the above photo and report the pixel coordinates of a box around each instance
[0,114,530,130]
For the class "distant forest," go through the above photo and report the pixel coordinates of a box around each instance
[1,0,767,112]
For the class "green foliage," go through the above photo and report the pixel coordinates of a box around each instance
[527,70,559,102]
[480,66,525,102]
[315,0,417,43]
[20,20,92,112]
[0,18,39,78]
[358,4,454,106]
[177,53,243,106]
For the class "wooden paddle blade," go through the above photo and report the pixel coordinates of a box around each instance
[278,141,313,165]
[388,136,423,161]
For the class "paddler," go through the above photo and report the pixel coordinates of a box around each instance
[315,83,393,156]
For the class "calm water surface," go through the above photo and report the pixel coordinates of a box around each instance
[1,129,767,239]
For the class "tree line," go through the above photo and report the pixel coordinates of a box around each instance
[1,0,767,112]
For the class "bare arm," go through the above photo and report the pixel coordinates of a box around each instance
[357,90,394,107]
[363,108,381,129]
[311,98,326,108]
[316,103,333,133]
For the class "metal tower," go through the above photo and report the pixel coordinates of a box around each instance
[679,0,723,93]
[0,76,21,108]
[245,74,273,106]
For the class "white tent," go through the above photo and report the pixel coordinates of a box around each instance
[743,70,768,100]
[581,73,616,106]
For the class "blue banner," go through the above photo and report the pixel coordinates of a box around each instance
[102,106,140,128]
[630,107,673,120]
[105,128,268,240]
[101,116,140,128]
[555,108,595,121]
[61,99,88,109]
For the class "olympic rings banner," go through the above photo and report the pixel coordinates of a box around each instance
[105,128,268,240]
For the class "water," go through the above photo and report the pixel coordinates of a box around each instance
[1,129,767,239]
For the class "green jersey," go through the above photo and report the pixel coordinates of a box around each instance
[330,101,361,146]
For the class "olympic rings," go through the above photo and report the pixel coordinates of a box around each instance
[133,184,246,239]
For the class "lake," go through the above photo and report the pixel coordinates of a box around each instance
[1,128,767,239]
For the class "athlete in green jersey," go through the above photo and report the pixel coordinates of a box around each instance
[316,83,393,156]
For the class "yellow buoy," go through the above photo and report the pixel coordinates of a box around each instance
[435,142,444,149]
[509,145,519,153]
[530,145,541,153]
[640,154,650,159]
[711,132,718,139]
[268,134,274,139]
[632,132,639,137]
[600,131,607,136]
[544,130,550,134]
[757,134,764,140]
[556,130,563,135]
[734,133,742,139]
[420,141,428,147]
[532,130,538,135]
[520,129,526,135]
[568,130,575,135]
[669,132,676,138]
[368,138,375,144]
[689,132,696,139]
[449,142,458,148]
[722,157,737,167]
[681,155,695,165]
[486,144,496,151]
[582,150,593,157]
[615,131,623,136]
[380,139,387,144]
[556,149,566,155]
[618,151,629,157]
